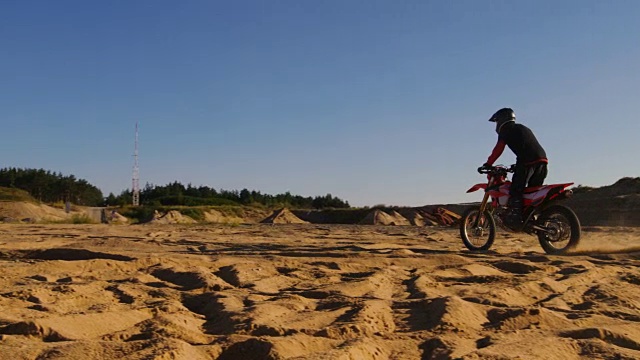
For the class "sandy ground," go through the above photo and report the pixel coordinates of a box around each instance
[0,223,639,360]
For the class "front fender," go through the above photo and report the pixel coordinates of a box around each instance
[466,183,487,193]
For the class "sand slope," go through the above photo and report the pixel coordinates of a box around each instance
[0,202,70,222]
[0,223,639,359]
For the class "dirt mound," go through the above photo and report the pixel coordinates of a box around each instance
[203,209,243,224]
[577,177,640,198]
[567,177,640,226]
[261,208,308,224]
[0,202,70,222]
[205,207,271,224]
[387,210,411,226]
[359,209,410,226]
[149,210,196,224]
[398,209,425,226]
[397,209,441,226]
[241,207,273,223]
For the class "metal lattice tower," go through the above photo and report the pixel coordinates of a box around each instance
[132,122,140,206]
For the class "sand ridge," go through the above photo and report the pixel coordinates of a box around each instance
[0,223,639,359]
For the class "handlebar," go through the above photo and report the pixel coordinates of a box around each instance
[477,164,515,175]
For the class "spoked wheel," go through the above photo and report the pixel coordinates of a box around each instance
[460,208,496,251]
[536,205,581,255]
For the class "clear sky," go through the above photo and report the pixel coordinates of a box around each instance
[1,1,639,207]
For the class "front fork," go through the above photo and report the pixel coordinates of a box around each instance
[473,178,494,227]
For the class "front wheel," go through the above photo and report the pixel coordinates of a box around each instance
[536,205,581,255]
[460,208,496,251]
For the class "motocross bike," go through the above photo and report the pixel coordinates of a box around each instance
[460,165,581,255]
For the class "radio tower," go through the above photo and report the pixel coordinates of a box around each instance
[132,122,140,206]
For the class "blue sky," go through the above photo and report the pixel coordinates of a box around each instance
[1,1,639,206]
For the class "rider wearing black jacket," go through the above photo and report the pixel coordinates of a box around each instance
[482,108,548,228]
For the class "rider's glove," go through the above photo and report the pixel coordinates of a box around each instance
[478,163,491,173]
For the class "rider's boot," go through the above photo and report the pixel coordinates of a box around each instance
[504,198,523,230]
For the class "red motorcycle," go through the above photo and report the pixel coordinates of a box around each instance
[460,165,581,254]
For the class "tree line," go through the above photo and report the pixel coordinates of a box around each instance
[0,167,351,209]
[105,182,351,209]
[0,167,104,206]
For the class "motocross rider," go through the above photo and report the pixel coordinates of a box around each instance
[481,108,548,229]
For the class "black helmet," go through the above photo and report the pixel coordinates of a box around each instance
[489,108,516,133]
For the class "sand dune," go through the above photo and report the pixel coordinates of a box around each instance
[0,223,639,359]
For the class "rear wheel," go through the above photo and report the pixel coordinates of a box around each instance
[536,205,581,255]
[460,208,496,251]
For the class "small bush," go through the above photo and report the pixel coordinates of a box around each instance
[119,206,158,223]
[70,214,95,224]
[45,214,96,224]
[179,208,205,221]
[213,205,245,218]
[0,187,37,202]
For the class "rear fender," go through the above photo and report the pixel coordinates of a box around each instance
[466,183,488,193]
[525,183,575,218]
[542,183,574,203]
